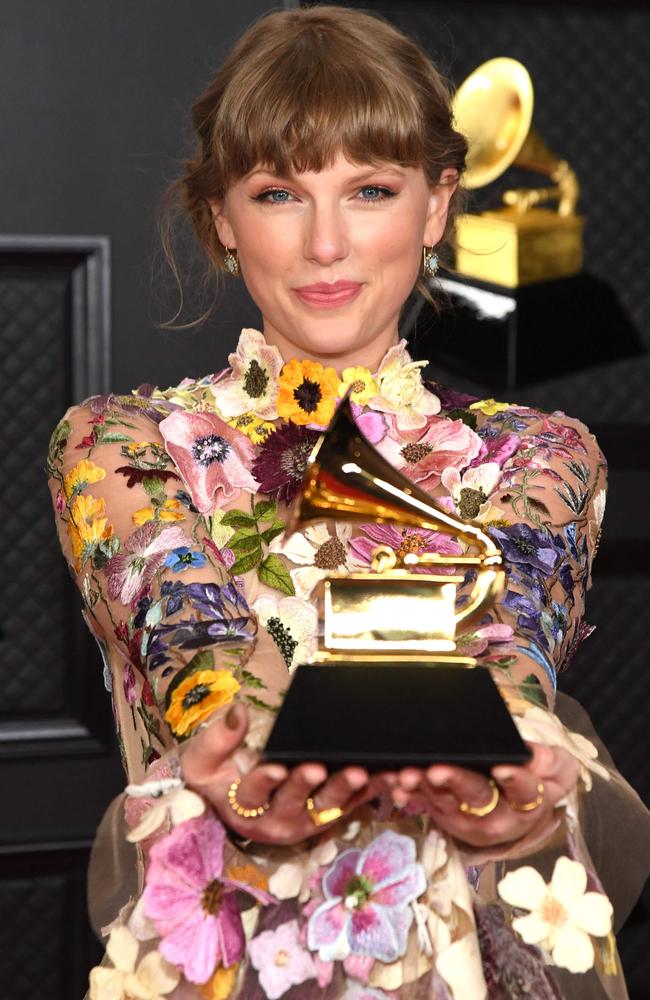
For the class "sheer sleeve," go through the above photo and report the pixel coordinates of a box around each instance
[455,404,609,709]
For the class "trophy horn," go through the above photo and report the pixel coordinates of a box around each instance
[285,395,502,569]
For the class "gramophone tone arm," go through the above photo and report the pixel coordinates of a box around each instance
[501,159,579,216]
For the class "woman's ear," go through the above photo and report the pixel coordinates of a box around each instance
[424,167,459,246]
[208,198,236,249]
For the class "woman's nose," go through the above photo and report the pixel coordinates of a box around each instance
[303,204,348,265]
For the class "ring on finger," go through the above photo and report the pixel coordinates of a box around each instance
[507,781,545,813]
[458,779,500,818]
[306,797,344,827]
[227,778,270,819]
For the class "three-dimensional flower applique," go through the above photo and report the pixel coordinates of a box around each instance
[142,813,274,984]
[469,398,512,416]
[497,856,613,973]
[226,411,277,445]
[377,416,483,490]
[159,410,258,514]
[349,523,462,576]
[248,919,319,999]
[212,328,284,420]
[367,341,440,431]
[270,523,353,599]
[488,523,563,577]
[342,985,396,1000]
[440,462,502,522]
[277,358,341,427]
[104,523,189,605]
[307,830,426,964]
[339,365,379,405]
[513,705,609,790]
[252,593,317,671]
[89,925,180,1000]
[455,622,514,657]
[252,422,320,504]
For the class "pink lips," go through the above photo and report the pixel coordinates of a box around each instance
[294,280,363,308]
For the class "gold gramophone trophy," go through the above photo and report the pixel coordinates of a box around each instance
[452,57,584,287]
[263,397,530,774]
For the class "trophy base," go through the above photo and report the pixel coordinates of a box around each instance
[263,662,531,775]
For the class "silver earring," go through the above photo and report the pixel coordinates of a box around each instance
[423,246,439,278]
[224,246,239,276]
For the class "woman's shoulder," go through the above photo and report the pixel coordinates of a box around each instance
[430,380,606,468]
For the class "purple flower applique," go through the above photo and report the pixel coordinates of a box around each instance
[247,919,318,998]
[489,523,562,576]
[159,409,258,514]
[104,522,189,605]
[142,813,274,984]
[251,422,320,504]
[470,432,521,469]
[307,830,426,964]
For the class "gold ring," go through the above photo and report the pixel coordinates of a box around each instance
[508,782,545,813]
[306,797,344,828]
[227,778,270,819]
[458,779,500,818]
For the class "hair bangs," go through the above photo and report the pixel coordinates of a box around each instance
[213,34,426,186]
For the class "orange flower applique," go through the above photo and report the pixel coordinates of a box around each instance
[165,669,241,738]
[132,496,185,525]
[63,458,107,499]
[277,359,340,427]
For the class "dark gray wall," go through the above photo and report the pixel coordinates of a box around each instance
[0,0,274,397]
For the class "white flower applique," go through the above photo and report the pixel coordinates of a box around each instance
[252,593,318,672]
[367,339,441,431]
[89,925,180,1000]
[497,856,613,973]
[441,462,504,523]
[270,522,354,599]
[212,327,284,420]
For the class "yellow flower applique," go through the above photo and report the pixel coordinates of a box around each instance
[63,458,106,499]
[338,365,378,405]
[132,496,185,525]
[277,358,340,426]
[165,669,241,738]
[227,412,276,445]
[469,398,512,416]
[67,494,114,571]
[200,963,239,1000]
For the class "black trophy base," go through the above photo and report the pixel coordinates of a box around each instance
[263,662,531,776]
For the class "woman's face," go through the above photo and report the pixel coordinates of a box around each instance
[211,151,458,372]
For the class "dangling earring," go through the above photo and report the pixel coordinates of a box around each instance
[224,246,239,276]
[423,245,439,278]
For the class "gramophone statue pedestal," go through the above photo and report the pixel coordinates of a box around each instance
[263,398,531,777]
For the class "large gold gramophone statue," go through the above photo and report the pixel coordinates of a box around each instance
[452,57,584,287]
[263,397,530,774]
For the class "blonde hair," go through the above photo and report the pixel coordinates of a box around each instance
[162,4,468,326]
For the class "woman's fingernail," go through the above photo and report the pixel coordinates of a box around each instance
[225,705,240,730]
[493,768,515,782]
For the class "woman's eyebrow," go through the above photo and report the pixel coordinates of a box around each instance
[245,165,407,182]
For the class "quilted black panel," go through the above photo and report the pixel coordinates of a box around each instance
[0,265,72,713]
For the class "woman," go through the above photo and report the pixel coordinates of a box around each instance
[48,6,649,999]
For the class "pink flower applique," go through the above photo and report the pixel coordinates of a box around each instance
[159,410,258,514]
[349,523,462,576]
[456,621,514,657]
[378,416,482,490]
[247,919,318,998]
[142,813,274,984]
[351,402,387,444]
[342,985,396,1000]
[105,522,189,605]
[307,830,426,964]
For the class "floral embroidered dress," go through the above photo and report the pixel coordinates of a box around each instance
[48,329,650,1000]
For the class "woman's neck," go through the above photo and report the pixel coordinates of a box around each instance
[261,323,400,374]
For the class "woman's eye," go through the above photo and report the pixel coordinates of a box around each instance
[358,185,396,203]
[254,188,293,204]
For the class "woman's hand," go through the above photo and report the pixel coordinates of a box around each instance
[180,702,393,845]
[391,742,579,850]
